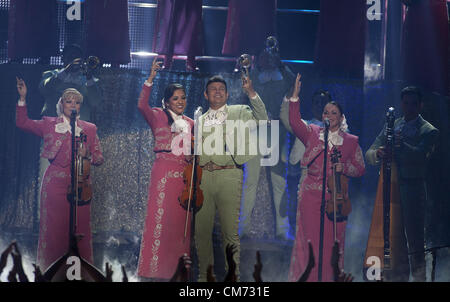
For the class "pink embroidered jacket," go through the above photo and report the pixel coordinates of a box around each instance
[16,105,104,168]
[137,84,194,152]
[289,100,365,177]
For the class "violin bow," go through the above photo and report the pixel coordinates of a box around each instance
[333,161,337,243]
[331,147,341,243]
[183,156,196,240]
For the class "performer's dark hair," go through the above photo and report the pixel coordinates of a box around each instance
[325,101,344,116]
[205,75,227,92]
[163,83,186,126]
[401,86,422,103]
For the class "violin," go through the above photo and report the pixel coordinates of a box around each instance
[178,107,203,240]
[67,133,92,204]
[179,135,204,213]
[326,148,351,222]
[77,133,92,203]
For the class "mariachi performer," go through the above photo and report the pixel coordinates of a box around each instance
[364,86,439,281]
[287,74,365,282]
[15,78,104,272]
[136,58,194,281]
[194,73,268,282]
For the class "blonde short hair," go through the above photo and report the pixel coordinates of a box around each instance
[56,88,84,117]
[62,88,83,102]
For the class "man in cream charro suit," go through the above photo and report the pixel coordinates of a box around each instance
[195,75,268,281]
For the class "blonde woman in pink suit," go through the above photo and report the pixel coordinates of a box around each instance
[137,59,194,281]
[287,74,365,282]
[15,78,104,272]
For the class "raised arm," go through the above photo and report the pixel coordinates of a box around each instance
[288,74,311,144]
[39,58,83,96]
[137,58,163,129]
[279,98,293,133]
[242,69,268,121]
[16,77,45,137]
[39,69,59,98]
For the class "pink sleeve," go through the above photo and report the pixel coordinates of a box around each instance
[16,105,45,137]
[289,100,311,145]
[137,84,160,130]
[343,139,365,178]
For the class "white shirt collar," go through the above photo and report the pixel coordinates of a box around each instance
[166,110,190,134]
[62,115,71,124]
[168,109,183,121]
[55,115,82,136]
[319,128,343,148]
[204,105,228,126]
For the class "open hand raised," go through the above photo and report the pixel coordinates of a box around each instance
[16,77,27,100]
[147,57,163,83]
[292,73,302,99]
[241,69,256,98]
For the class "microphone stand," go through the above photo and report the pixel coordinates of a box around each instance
[68,109,80,255]
[186,107,202,282]
[318,120,330,281]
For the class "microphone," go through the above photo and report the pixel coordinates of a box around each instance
[194,106,203,119]
[324,118,330,128]
[70,109,77,120]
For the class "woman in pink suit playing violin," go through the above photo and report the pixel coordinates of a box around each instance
[287,74,365,282]
[15,78,104,272]
[136,59,194,281]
